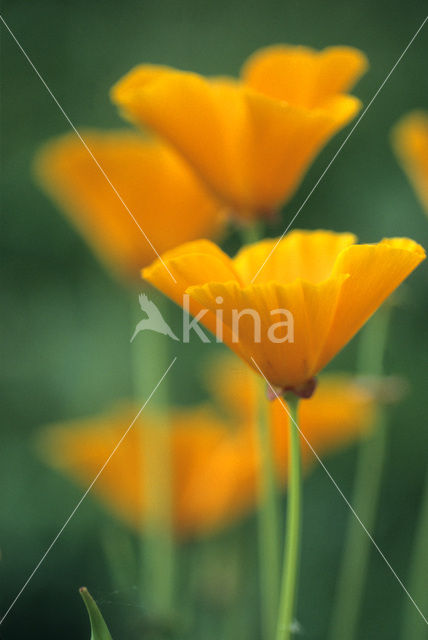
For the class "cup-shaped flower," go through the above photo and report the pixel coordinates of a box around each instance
[392,111,428,215]
[37,369,373,537]
[185,359,374,533]
[111,46,367,220]
[34,131,224,280]
[37,406,229,536]
[143,230,425,396]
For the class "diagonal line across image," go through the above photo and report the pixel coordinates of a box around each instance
[250,15,428,284]
[0,357,177,625]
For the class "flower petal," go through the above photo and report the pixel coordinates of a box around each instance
[317,239,426,371]
[143,240,244,347]
[112,67,249,211]
[270,373,374,477]
[34,131,223,278]
[37,406,230,536]
[112,66,361,216]
[233,229,357,284]
[392,111,428,214]
[187,275,347,388]
[241,91,361,213]
[242,45,368,108]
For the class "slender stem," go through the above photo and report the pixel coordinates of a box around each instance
[240,220,265,245]
[131,292,175,616]
[329,307,391,640]
[238,221,280,638]
[256,378,281,640]
[402,470,428,639]
[101,523,137,594]
[276,396,302,640]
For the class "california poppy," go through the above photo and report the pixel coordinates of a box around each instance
[392,111,428,214]
[35,131,224,280]
[143,230,425,396]
[112,46,367,220]
[37,363,373,537]
[185,362,375,534]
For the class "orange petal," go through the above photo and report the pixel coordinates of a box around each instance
[242,45,368,108]
[233,229,356,284]
[317,238,426,371]
[392,111,428,214]
[37,405,232,536]
[270,373,375,476]
[187,366,375,534]
[205,354,259,423]
[34,131,223,279]
[37,407,148,529]
[241,90,361,213]
[112,67,249,212]
[142,239,243,345]
[187,275,347,389]
[112,66,361,217]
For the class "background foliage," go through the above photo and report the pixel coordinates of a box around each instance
[1,1,427,638]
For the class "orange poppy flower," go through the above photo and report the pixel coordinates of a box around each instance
[111,45,367,220]
[37,366,373,537]
[34,131,224,279]
[142,230,425,396]
[185,361,374,534]
[392,111,428,214]
[37,405,228,536]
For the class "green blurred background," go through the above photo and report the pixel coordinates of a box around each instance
[1,0,427,638]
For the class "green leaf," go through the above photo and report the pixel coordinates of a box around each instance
[79,587,113,640]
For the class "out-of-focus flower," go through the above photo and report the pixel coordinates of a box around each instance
[37,405,229,536]
[111,46,367,220]
[37,362,374,537]
[392,111,428,214]
[143,230,425,396]
[34,131,224,280]
[186,360,375,533]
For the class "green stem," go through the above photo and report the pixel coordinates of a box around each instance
[256,378,281,640]
[329,307,391,640]
[240,220,265,245]
[238,220,280,638]
[402,470,428,639]
[101,523,137,594]
[131,292,175,617]
[276,396,301,640]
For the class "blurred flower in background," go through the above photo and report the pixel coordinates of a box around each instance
[392,111,428,215]
[37,358,374,538]
[112,46,367,220]
[34,132,225,280]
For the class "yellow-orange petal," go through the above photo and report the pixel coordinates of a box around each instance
[37,405,231,536]
[270,373,375,476]
[112,66,360,218]
[317,238,426,371]
[392,111,428,214]
[142,239,245,350]
[187,275,347,389]
[185,367,375,534]
[233,229,356,284]
[37,358,376,538]
[145,232,424,391]
[182,432,260,534]
[242,45,368,108]
[242,90,361,213]
[37,407,149,529]
[205,355,259,424]
[112,67,249,211]
[34,131,224,279]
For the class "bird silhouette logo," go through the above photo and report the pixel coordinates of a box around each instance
[130,294,180,343]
